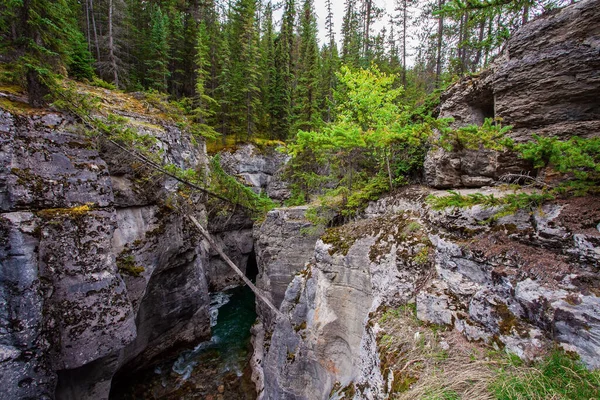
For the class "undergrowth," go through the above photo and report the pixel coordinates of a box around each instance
[426,191,555,222]
[373,302,600,400]
[491,349,600,400]
[49,78,274,219]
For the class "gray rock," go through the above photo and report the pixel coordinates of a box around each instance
[254,206,321,324]
[425,0,600,188]
[220,143,290,201]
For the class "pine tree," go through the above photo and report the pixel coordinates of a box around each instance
[294,0,321,132]
[145,6,170,92]
[259,2,276,133]
[229,0,261,140]
[193,21,218,137]
[271,0,296,140]
[320,0,340,123]
[3,0,94,105]
[341,0,361,67]
[393,0,415,86]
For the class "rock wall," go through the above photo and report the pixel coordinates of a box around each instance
[220,143,290,201]
[253,206,320,325]
[425,0,600,188]
[254,187,600,399]
[0,95,214,399]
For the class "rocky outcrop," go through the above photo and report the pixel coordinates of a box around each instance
[0,92,213,399]
[206,210,255,291]
[220,143,290,201]
[254,187,600,398]
[253,206,320,325]
[425,0,600,188]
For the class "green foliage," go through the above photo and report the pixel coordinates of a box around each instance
[438,117,514,152]
[517,135,600,189]
[116,251,145,277]
[426,190,555,221]
[145,6,171,92]
[490,349,600,400]
[208,154,275,219]
[90,77,117,90]
[286,65,434,214]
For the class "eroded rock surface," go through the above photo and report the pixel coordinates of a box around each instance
[0,101,213,399]
[254,187,600,399]
[253,206,320,325]
[220,143,290,201]
[425,0,600,188]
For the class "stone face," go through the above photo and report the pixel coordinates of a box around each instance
[1,111,113,211]
[425,0,600,188]
[0,101,213,399]
[0,212,56,400]
[38,209,136,371]
[255,186,600,398]
[494,0,600,142]
[253,206,321,325]
[255,212,435,399]
[220,143,290,201]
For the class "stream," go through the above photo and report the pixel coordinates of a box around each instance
[113,285,258,400]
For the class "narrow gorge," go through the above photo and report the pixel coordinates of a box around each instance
[1,0,599,399]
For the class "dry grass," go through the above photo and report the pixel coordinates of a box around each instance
[374,304,600,400]
[376,305,501,400]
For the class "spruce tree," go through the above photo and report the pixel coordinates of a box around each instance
[145,6,170,92]
[193,21,218,137]
[3,0,94,105]
[294,0,321,132]
[341,0,361,67]
[271,0,296,140]
[259,2,276,134]
[320,0,340,124]
[229,0,261,140]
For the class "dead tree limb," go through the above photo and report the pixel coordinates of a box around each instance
[187,214,285,321]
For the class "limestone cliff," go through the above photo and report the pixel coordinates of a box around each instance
[0,88,215,399]
[253,187,599,399]
[424,0,600,189]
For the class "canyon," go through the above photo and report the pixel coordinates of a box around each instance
[0,1,599,399]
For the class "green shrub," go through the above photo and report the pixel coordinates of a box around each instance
[437,118,514,152]
[426,191,554,221]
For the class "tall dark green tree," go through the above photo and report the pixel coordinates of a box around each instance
[228,0,261,140]
[259,2,276,133]
[319,0,340,123]
[145,6,170,91]
[1,0,94,105]
[271,0,296,139]
[341,0,361,67]
[294,0,321,132]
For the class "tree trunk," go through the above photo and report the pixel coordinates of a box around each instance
[108,0,119,87]
[89,0,101,61]
[435,0,444,88]
[402,0,407,87]
[522,4,529,25]
[473,18,485,71]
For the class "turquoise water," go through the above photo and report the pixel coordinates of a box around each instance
[113,285,258,399]
[173,285,258,379]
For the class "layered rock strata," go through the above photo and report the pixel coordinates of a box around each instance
[0,96,213,399]
[425,0,600,188]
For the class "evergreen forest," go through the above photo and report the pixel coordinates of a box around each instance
[1,0,592,217]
